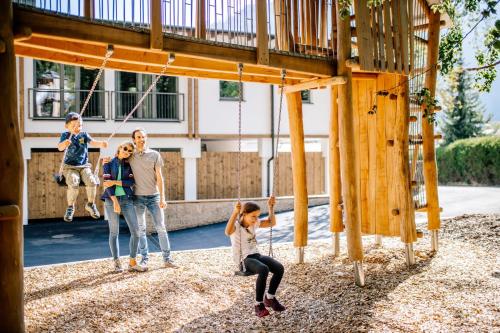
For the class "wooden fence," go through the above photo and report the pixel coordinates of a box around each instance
[28,151,326,219]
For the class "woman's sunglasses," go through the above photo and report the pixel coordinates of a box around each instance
[122,147,134,153]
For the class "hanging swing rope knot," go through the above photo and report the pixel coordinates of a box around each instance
[54,45,115,187]
[91,53,177,179]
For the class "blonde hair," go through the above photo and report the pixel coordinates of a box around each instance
[115,141,135,158]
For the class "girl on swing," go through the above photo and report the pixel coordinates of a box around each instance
[225,197,286,317]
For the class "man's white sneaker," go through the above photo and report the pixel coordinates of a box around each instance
[113,259,123,273]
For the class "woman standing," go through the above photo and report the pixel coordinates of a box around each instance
[102,141,146,273]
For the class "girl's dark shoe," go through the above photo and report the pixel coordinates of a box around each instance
[255,303,270,317]
[264,296,286,312]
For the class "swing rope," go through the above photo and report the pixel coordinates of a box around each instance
[92,53,176,178]
[56,45,114,180]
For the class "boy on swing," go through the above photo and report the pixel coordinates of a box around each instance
[57,112,108,222]
[225,196,286,317]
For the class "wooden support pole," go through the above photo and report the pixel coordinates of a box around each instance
[0,1,25,331]
[195,0,206,39]
[336,4,363,265]
[84,0,94,19]
[286,91,308,259]
[397,76,417,245]
[256,0,269,65]
[329,86,343,234]
[150,0,163,50]
[187,78,193,139]
[422,11,441,231]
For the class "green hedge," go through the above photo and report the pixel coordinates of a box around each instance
[436,136,500,185]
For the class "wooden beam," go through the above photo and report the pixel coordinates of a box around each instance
[329,86,343,233]
[18,57,25,139]
[422,11,441,231]
[16,36,313,81]
[13,26,31,42]
[286,91,309,251]
[150,0,163,50]
[282,76,346,93]
[0,1,25,331]
[337,2,363,263]
[256,0,269,65]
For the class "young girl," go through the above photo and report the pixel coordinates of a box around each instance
[225,197,286,317]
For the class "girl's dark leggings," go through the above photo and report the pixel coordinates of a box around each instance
[244,253,284,302]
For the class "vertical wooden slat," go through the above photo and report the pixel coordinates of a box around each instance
[84,0,94,19]
[194,79,199,138]
[371,6,379,70]
[408,0,415,73]
[187,78,193,138]
[353,0,375,71]
[256,0,269,64]
[357,80,370,234]
[385,74,399,236]
[18,58,25,139]
[383,0,395,72]
[331,0,337,57]
[391,0,402,72]
[375,74,389,235]
[150,0,163,50]
[319,0,328,48]
[377,6,386,71]
[399,0,410,74]
[422,11,441,231]
[330,86,343,233]
[367,79,377,235]
[292,0,300,45]
[196,0,206,39]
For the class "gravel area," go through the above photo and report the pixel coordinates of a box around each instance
[25,214,500,333]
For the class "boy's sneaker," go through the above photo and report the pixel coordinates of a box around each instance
[264,296,286,312]
[255,303,270,317]
[63,206,74,222]
[85,202,100,219]
[164,260,178,269]
[113,259,123,273]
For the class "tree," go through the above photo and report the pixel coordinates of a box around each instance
[439,57,489,145]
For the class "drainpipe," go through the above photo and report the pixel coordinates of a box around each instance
[266,85,275,197]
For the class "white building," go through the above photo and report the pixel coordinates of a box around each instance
[18,58,331,224]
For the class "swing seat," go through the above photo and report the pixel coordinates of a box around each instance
[53,173,99,187]
[234,270,256,277]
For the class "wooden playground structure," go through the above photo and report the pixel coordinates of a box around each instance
[1,0,443,330]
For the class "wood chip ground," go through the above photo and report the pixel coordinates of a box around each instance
[25,214,500,332]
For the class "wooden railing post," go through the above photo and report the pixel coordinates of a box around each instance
[150,0,163,50]
[0,1,25,332]
[195,0,206,39]
[329,86,343,256]
[256,0,269,65]
[286,91,308,263]
[337,1,364,286]
[422,11,441,234]
[84,0,94,19]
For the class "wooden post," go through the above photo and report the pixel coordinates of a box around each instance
[196,0,206,39]
[84,0,94,19]
[19,57,25,139]
[286,91,308,262]
[0,1,25,331]
[187,78,193,138]
[256,0,269,65]
[330,86,343,256]
[396,76,417,245]
[336,3,364,265]
[422,11,441,231]
[329,87,342,225]
[150,0,163,50]
[319,0,328,48]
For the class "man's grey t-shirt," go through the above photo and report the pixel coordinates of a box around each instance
[129,148,164,196]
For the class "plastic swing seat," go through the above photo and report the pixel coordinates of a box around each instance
[234,263,256,277]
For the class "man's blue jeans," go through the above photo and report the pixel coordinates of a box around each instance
[104,196,140,260]
[135,194,172,262]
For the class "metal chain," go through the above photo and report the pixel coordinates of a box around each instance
[58,45,114,176]
[93,54,176,178]
[268,68,286,257]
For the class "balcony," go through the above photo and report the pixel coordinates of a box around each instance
[113,90,184,122]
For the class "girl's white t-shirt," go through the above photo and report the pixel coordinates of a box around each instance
[230,220,261,267]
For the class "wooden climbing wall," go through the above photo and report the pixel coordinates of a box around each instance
[353,0,414,74]
[352,73,414,237]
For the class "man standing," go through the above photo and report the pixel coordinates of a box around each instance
[130,128,176,268]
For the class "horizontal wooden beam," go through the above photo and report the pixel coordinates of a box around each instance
[282,76,346,93]
[13,5,335,77]
[23,132,331,139]
[15,45,300,85]
[16,36,313,80]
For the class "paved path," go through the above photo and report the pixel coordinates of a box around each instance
[24,186,500,267]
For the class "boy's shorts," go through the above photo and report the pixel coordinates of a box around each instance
[63,164,98,188]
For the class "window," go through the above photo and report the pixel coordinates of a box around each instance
[115,72,179,120]
[219,81,242,100]
[33,60,105,119]
[301,90,312,104]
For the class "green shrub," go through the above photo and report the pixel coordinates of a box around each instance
[436,136,500,185]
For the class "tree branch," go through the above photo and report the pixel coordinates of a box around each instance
[464,60,500,71]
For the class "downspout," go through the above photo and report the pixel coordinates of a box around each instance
[266,85,275,197]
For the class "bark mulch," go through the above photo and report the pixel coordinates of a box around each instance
[25,214,500,332]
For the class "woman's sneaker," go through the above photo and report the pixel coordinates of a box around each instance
[85,202,100,219]
[113,259,123,273]
[264,296,286,312]
[63,206,74,222]
[254,303,270,317]
[128,259,147,272]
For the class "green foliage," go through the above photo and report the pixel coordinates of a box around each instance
[338,0,385,19]
[415,88,439,124]
[474,19,500,91]
[219,81,241,99]
[436,136,500,185]
[439,56,489,145]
